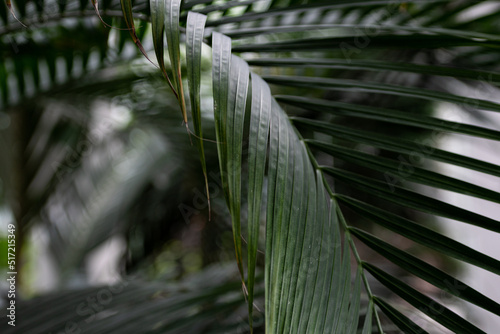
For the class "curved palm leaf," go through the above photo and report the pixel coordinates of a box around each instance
[2,0,500,333]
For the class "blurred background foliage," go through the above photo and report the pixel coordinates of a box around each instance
[0,0,500,333]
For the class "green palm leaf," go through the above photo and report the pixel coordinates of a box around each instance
[2,0,500,333]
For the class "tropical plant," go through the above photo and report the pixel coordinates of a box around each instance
[1,0,500,333]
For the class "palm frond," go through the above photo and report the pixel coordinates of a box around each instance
[1,0,500,333]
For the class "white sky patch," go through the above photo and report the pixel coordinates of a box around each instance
[435,100,500,333]
[455,1,500,23]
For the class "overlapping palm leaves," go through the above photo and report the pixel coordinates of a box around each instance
[1,0,500,333]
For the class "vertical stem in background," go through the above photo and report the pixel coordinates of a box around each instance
[10,108,28,292]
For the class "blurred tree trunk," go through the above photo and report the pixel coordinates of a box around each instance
[10,107,29,291]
